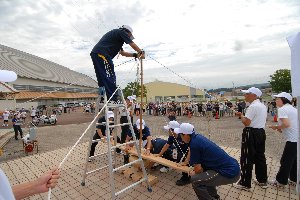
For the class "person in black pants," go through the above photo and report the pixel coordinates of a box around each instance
[269,92,298,187]
[89,111,120,161]
[12,114,23,140]
[234,87,268,190]
[120,97,133,143]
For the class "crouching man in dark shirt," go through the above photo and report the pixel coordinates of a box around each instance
[177,123,240,200]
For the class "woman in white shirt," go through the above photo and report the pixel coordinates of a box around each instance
[2,111,10,126]
[269,92,298,187]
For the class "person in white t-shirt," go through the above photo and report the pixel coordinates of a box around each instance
[0,167,60,200]
[30,107,36,121]
[269,92,298,187]
[234,87,268,190]
[21,110,27,123]
[2,111,10,127]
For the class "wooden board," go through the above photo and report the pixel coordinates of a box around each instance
[121,146,191,173]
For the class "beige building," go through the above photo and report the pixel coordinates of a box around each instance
[0,44,98,110]
[145,80,205,102]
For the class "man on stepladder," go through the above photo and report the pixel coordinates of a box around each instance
[90,25,144,102]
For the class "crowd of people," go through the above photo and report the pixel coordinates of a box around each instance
[129,97,297,121]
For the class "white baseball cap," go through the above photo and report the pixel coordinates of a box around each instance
[107,111,114,119]
[174,123,195,135]
[121,25,133,33]
[241,87,262,97]
[121,25,134,39]
[164,121,180,130]
[274,92,293,101]
[136,119,145,130]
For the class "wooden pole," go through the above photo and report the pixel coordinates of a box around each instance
[139,58,144,153]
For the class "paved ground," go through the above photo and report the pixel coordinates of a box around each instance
[0,112,298,199]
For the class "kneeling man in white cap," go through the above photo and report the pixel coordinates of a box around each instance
[176,123,240,200]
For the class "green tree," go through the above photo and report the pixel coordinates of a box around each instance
[122,82,147,99]
[269,69,291,93]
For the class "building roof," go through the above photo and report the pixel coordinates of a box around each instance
[15,91,98,100]
[0,44,98,88]
[0,82,18,93]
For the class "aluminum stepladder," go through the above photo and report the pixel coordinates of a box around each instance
[81,87,152,199]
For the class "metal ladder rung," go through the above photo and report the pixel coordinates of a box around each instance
[113,159,142,172]
[109,122,131,128]
[115,178,146,196]
[86,165,110,175]
[111,141,136,149]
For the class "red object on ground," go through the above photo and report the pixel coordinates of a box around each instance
[215,111,219,119]
[274,114,278,122]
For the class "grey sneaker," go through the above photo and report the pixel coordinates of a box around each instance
[254,179,268,189]
[268,179,286,188]
[288,179,296,187]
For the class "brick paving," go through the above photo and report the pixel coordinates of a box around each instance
[0,112,298,199]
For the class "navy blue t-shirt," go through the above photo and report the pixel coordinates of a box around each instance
[189,133,240,178]
[151,138,168,154]
[12,118,17,125]
[96,116,113,136]
[167,135,188,153]
[127,125,151,141]
[92,29,133,58]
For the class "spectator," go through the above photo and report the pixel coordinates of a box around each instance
[21,110,27,123]
[269,92,298,187]
[234,87,268,190]
[12,113,23,140]
[2,111,9,127]
[30,107,36,121]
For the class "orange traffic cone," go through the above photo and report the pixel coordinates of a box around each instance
[215,111,219,119]
[274,114,278,122]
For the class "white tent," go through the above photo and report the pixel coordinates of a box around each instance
[287,32,300,196]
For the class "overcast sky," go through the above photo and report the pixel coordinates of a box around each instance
[1,0,299,89]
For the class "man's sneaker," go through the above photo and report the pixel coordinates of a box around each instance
[88,158,94,162]
[232,183,251,191]
[160,167,170,173]
[288,179,296,187]
[268,179,286,188]
[176,176,191,186]
[254,179,268,189]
